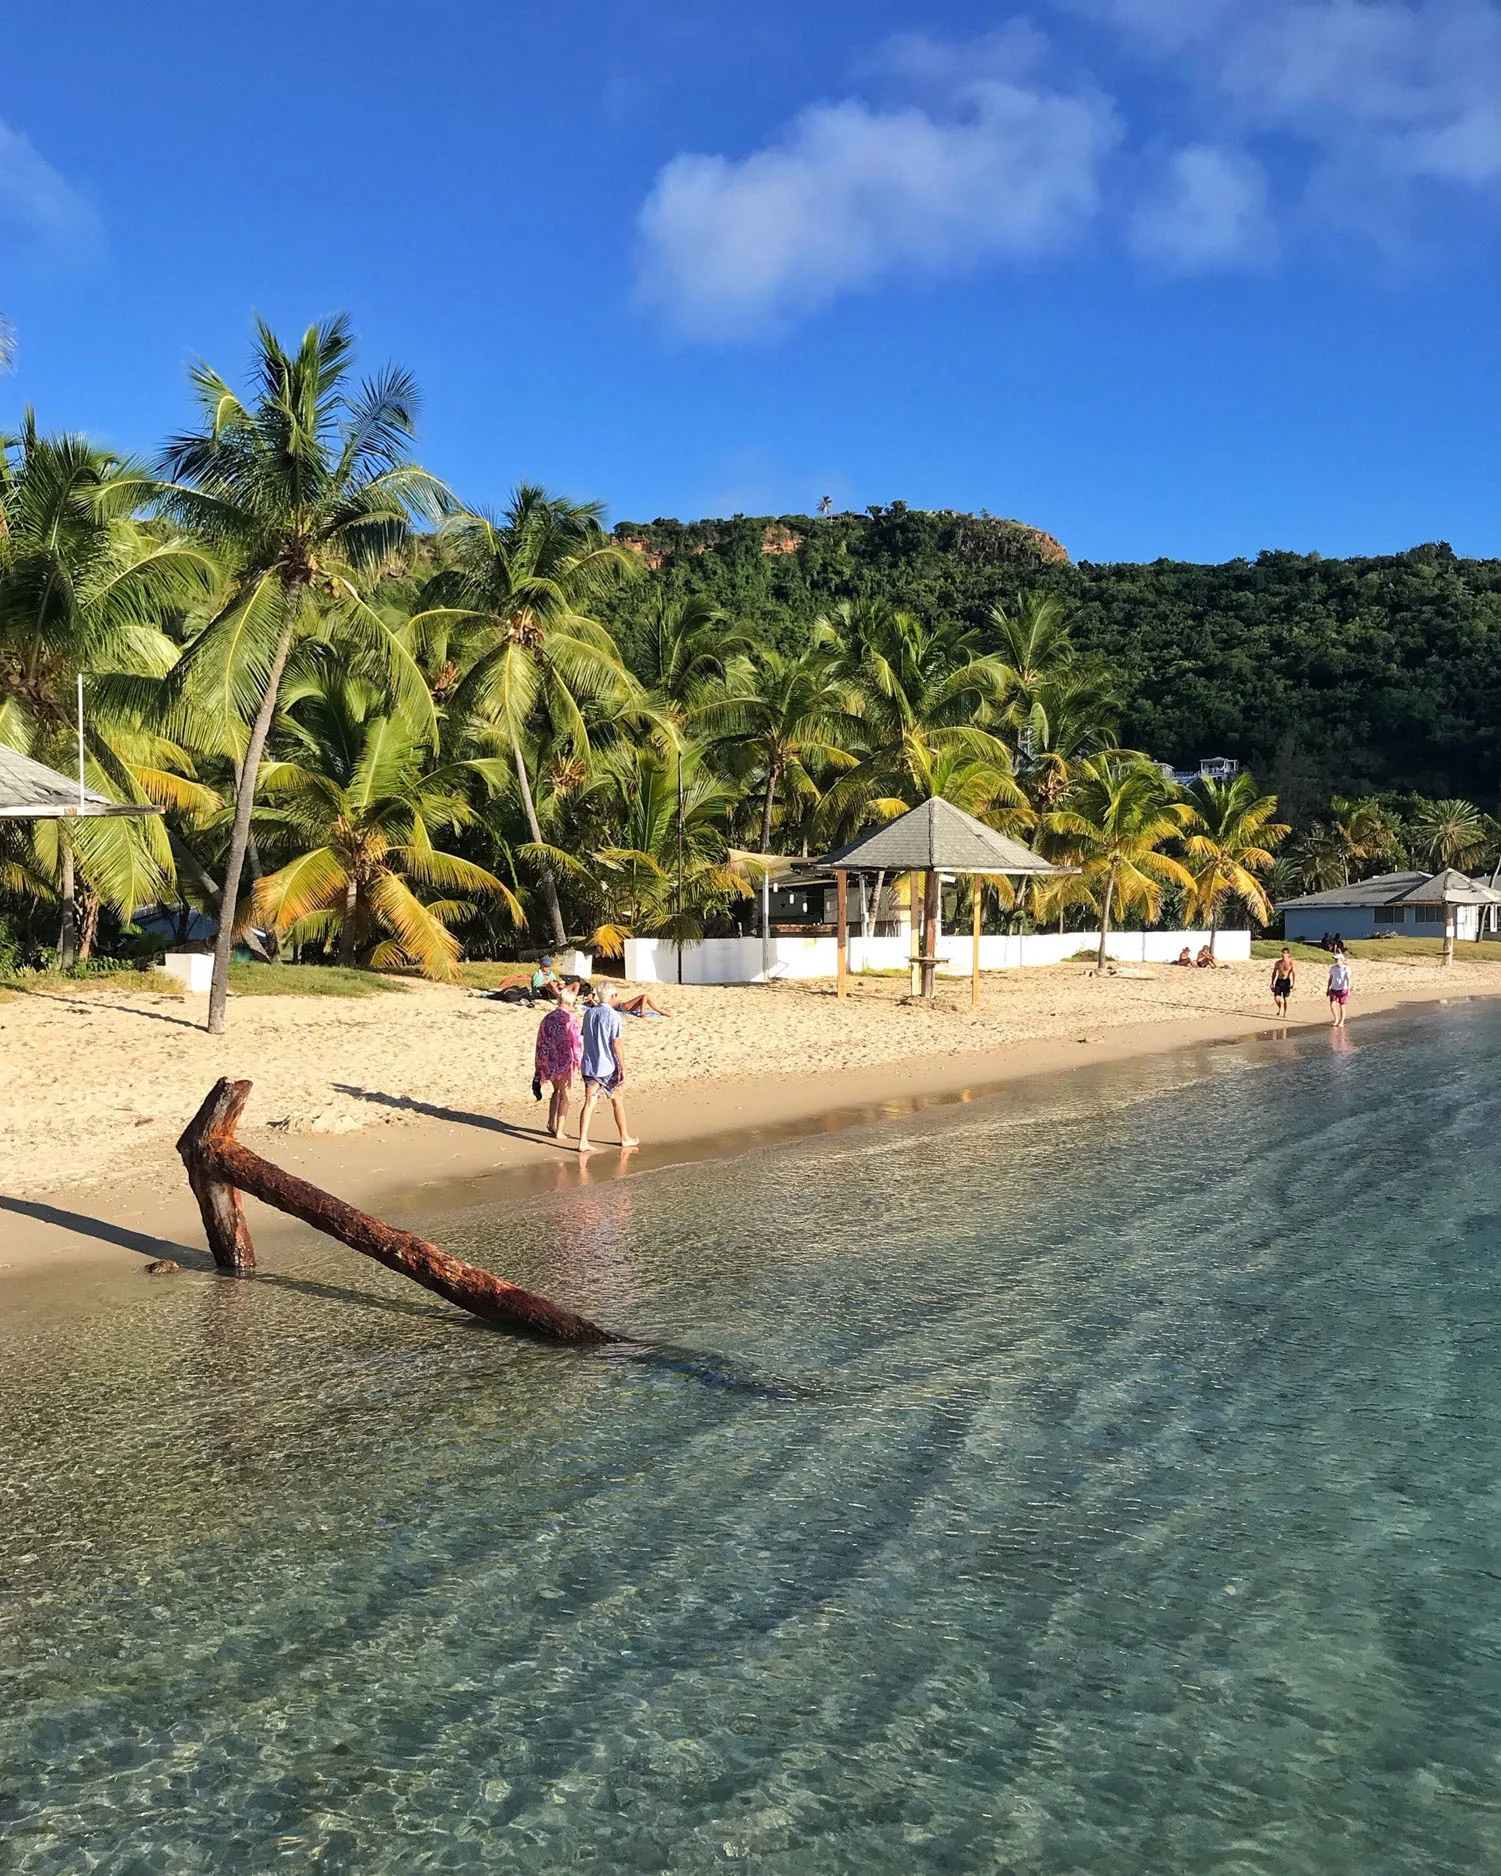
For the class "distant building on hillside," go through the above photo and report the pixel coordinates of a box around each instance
[1157,755,1241,788]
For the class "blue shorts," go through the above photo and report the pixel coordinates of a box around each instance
[585,1071,623,1095]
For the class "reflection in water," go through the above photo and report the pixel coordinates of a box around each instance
[4,1006,1501,1872]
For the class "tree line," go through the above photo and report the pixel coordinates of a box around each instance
[1,318,1492,1026]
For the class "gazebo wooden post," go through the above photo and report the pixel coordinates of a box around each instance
[922,869,941,999]
[836,868,849,999]
[1443,904,1455,967]
[971,876,982,1009]
[909,873,922,996]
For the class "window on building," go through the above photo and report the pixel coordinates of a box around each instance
[1379,907,1405,926]
[1415,905,1443,923]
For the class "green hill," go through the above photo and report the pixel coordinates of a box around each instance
[602,507,1501,816]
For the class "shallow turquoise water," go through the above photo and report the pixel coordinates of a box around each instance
[5,1008,1501,1872]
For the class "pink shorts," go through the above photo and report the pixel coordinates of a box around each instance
[1329,989,1349,1005]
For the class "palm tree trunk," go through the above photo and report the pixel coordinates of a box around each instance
[760,769,777,852]
[78,891,100,961]
[1209,902,1219,960]
[207,614,297,1035]
[337,877,359,967]
[57,838,75,969]
[509,728,568,949]
[1097,869,1116,970]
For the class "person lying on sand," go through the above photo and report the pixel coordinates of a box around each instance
[617,989,670,1018]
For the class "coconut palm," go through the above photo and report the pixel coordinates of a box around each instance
[634,591,755,725]
[159,315,451,1030]
[817,608,1025,837]
[0,418,218,959]
[698,639,858,851]
[408,487,641,948]
[1050,754,1193,969]
[248,667,517,978]
[1329,795,1399,882]
[1180,771,1289,956]
[1412,797,1487,872]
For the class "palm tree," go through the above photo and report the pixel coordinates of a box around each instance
[1329,795,1399,882]
[1181,771,1289,956]
[1050,754,1193,968]
[634,591,754,725]
[160,315,450,1031]
[249,667,517,977]
[0,315,15,375]
[1412,797,1486,872]
[408,487,640,948]
[0,417,217,960]
[698,639,857,851]
[818,608,1025,836]
[1291,820,1348,893]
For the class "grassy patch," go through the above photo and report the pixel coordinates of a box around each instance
[0,964,182,994]
[1251,937,1501,963]
[225,962,403,998]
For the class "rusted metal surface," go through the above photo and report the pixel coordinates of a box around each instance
[176,1079,616,1345]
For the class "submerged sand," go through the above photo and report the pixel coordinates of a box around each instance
[5,954,1499,1216]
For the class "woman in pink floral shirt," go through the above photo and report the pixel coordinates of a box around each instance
[534,988,583,1138]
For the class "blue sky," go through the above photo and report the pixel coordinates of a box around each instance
[3,0,1500,562]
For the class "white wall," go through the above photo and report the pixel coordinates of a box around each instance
[623,928,1250,985]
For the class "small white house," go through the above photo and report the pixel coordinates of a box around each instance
[1278,869,1500,943]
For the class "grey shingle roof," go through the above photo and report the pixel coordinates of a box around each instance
[0,742,157,819]
[820,797,1063,875]
[1277,867,1501,910]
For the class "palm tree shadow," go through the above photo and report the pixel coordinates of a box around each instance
[331,1083,555,1143]
[18,988,203,1031]
[0,1194,213,1268]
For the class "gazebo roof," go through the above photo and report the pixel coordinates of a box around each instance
[0,742,158,820]
[820,797,1064,875]
[1396,867,1501,907]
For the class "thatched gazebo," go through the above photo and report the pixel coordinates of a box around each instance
[1396,867,1501,966]
[821,797,1067,1002]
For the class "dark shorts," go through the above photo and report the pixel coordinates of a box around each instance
[1273,977,1293,998]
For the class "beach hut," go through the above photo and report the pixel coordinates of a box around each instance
[1394,868,1501,966]
[821,797,1067,1002]
[0,741,158,820]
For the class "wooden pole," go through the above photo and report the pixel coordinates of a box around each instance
[177,1079,616,1345]
[971,877,982,1008]
[1443,905,1455,967]
[836,869,849,999]
[922,869,940,999]
[909,873,922,997]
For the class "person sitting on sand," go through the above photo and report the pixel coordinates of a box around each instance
[1327,948,1352,1027]
[531,955,562,1002]
[576,986,638,1154]
[533,986,583,1139]
[1174,946,1193,966]
[1195,945,1216,968]
[1271,945,1297,1017]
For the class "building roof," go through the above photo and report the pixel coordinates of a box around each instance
[1277,867,1501,911]
[820,796,1064,875]
[1396,866,1501,906]
[0,743,158,820]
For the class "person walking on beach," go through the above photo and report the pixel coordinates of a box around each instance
[1271,946,1297,1017]
[576,986,639,1154]
[1327,948,1352,1027]
[534,986,583,1139]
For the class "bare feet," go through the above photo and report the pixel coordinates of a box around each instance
[619,1136,640,1149]
[577,1140,598,1155]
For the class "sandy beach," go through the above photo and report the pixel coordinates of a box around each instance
[5,952,1500,1287]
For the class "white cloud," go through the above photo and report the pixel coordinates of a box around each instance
[1130,144,1272,268]
[1074,1,1501,190]
[0,117,102,259]
[637,65,1118,339]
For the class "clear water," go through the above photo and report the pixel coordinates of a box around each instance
[5,1007,1501,1873]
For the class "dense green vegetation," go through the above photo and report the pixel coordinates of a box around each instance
[602,513,1501,812]
[3,318,1496,1025]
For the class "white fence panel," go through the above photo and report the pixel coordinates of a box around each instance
[624,928,1250,985]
